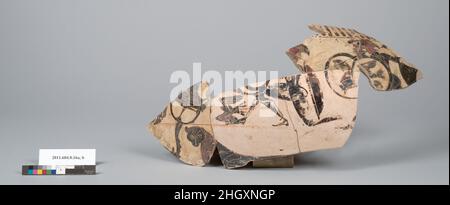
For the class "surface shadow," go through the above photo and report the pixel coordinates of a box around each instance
[293,124,448,170]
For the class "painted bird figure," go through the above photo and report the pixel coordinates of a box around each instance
[148,25,422,169]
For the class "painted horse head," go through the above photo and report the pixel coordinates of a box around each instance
[287,25,422,92]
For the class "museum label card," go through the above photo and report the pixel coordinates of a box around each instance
[38,149,96,165]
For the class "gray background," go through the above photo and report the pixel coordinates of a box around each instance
[0,0,448,185]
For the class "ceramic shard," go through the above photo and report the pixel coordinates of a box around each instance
[148,24,422,169]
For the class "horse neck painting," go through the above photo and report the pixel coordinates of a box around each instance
[148,25,422,169]
[287,25,422,91]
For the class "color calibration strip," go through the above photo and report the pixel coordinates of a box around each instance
[22,165,96,175]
